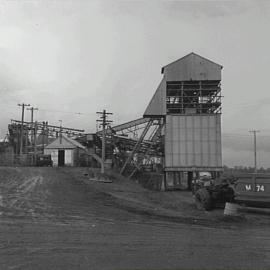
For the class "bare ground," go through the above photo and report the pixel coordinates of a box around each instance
[0,167,270,270]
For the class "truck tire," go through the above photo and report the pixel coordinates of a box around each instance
[195,188,212,211]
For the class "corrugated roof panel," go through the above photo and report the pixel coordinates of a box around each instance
[143,78,166,117]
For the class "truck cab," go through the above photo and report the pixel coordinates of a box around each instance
[36,154,53,167]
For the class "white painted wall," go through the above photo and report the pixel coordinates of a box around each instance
[44,148,75,166]
[65,149,73,166]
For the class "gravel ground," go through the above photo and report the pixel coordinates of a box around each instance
[0,167,270,270]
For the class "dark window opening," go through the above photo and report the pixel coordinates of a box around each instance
[166,80,221,114]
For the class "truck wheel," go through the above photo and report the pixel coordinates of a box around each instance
[195,188,212,211]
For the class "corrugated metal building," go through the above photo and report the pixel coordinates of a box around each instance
[44,134,86,167]
[144,52,223,189]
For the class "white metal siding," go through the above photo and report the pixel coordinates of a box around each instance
[65,149,73,166]
[44,149,74,166]
[165,114,222,169]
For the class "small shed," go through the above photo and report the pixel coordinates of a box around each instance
[44,134,86,167]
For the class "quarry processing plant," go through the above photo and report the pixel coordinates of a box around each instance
[106,52,223,190]
[5,52,223,191]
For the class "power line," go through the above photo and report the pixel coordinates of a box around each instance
[222,133,250,137]
[0,102,96,116]
[38,108,95,115]
[222,132,270,138]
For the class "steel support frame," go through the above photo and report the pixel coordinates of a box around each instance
[120,119,154,175]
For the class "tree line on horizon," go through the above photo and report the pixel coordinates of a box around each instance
[223,165,270,174]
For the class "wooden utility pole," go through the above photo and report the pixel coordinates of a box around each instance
[45,121,49,145]
[59,120,62,144]
[18,103,30,154]
[96,110,113,173]
[16,124,19,154]
[27,107,38,144]
[33,121,38,164]
[249,130,260,173]
[42,122,45,153]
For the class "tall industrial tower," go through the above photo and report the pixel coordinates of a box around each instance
[144,53,223,188]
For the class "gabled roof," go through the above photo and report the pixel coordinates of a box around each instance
[45,134,86,150]
[36,135,55,146]
[161,52,223,73]
[161,52,222,82]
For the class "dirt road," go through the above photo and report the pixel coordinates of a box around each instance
[0,167,270,270]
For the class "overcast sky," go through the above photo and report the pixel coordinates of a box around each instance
[0,0,270,167]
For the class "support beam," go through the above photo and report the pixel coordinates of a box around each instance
[11,119,84,133]
[98,118,150,135]
[120,119,153,175]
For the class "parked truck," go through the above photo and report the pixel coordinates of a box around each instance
[36,154,53,167]
[193,173,270,211]
[234,174,270,207]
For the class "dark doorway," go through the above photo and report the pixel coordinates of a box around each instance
[187,171,193,191]
[58,150,65,166]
